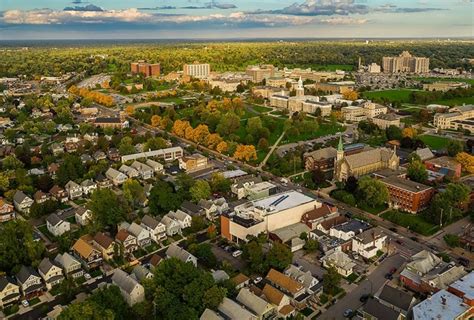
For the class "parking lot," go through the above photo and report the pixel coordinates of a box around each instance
[211,243,246,270]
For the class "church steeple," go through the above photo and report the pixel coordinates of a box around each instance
[336,135,344,162]
[296,76,304,97]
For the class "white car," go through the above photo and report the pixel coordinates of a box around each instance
[232,250,242,258]
[21,300,29,307]
[84,273,92,280]
[253,277,262,284]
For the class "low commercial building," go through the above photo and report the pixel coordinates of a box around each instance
[269,223,310,252]
[221,191,321,243]
[381,176,435,213]
[372,113,401,130]
[423,81,469,92]
[424,156,462,179]
[448,272,474,307]
[312,81,355,94]
[412,289,473,320]
[121,147,183,163]
[434,105,474,133]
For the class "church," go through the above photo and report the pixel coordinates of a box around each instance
[334,137,399,181]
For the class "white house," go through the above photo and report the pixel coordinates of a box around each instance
[166,210,192,229]
[140,215,167,242]
[146,159,164,174]
[54,253,84,279]
[80,179,97,195]
[166,244,197,267]
[321,251,356,277]
[284,265,320,294]
[119,164,139,179]
[65,180,83,200]
[111,269,145,306]
[13,190,34,214]
[105,168,128,186]
[126,222,152,248]
[15,266,44,297]
[74,206,92,226]
[46,213,71,237]
[160,216,181,236]
[38,258,64,290]
[130,161,154,180]
[352,227,387,259]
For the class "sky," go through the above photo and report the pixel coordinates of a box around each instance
[0,0,472,40]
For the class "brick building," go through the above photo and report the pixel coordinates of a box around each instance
[130,61,161,77]
[381,176,435,213]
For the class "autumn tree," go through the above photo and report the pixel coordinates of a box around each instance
[456,152,474,173]
[151,115,162,127]
[216,141,228,154]
[342,90,358,101]
[192,124,210,145]
[402,127,417,139]
[233,145,257,162]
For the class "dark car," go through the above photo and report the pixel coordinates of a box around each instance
[385,273,393,280]
[359,294,371,303]
[459,257,470,267]
[389,267,397,274]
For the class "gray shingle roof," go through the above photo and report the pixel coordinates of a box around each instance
[38,257,61,275]
[378,285,414,312]
[166,244,195,263]
[46,213,63,227]
[0,276,17,291]
[13,190,30,204]
[363,298,400,320]
[112,269,140,294]
[141,215,160,229]
[16,265,40,284]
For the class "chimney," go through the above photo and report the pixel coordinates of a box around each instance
[441,297,446,305]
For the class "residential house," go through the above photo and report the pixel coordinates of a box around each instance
[181,200,204,217]
[115,229,138,254]
[200,308,224,320]
[301,204,338,230]
[132,265,153,282]
[352,227,387,259]
[72,238,103,270]
[105,168,127,186]
[126,222,152,248]
[54,253,84,279]
[321,251,356,277]
[48,163,59,178]
[424,156,462,179]
[412,147,435,161]
[262,284,295,318]
[92,232,115,261]
[412,289,472,320]
[232,273,250,290]
[96,173,113,189]
[160,215,182,236]
[119,164,139,179]
[265,269,305,300]
[49,185,68,203]
[148,254,163,270]
[236,288,275,319]
[284,265,321,294]
[0,277,20,308]
[0,198,15,222]
[93,150,106,161]
[80,154,94,164]
[166,210,192,229]
[80,179,97,196]
[377,284,415,317]
[107,148,121,162]
[166,244,197,266]
[46,213,71,237]
[74,206,92,226]
[33,190,50,204]
[178,153,210,173]
[38,258,64,290]
[130,161,154,180]
[329,219,371,241]
[361,298,403,320]
[400,250,467,294]
[13,190,34,213]
[141,215,167,242]
[212,270,230,283]
[217,297,258,320]
[145,159,164,174]
[15,266,44,297]
[111,269,145,306]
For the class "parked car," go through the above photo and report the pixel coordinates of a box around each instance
[459,257,470,267]
[232,250,242,258]
[84,273,91,280]
[21,300,29,307]
[384,273,393,280]
[343,309,353,318]
[360,294,371,303]
[253,276,262,284]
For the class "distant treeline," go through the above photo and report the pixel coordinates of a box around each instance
[1,40,473,78]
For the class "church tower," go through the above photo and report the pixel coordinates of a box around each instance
[296,77,304,97]
[336,135,344,162]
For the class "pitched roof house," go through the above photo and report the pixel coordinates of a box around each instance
[49,185,68,203]
[46,213,71,237]
[141,215,166,242]
[74,206,92,226]
[265,269,305,299]
[111,269,145,306]
[166,244,197,267]
[115,229,138,254]
[92,232,115,261]
[15,266,44,297]
[0,197,15,222]
[38,258,64,290]
[54,253,84,279]
[105,168,127,186]
[72,238,103,270]
[13,190,34,213]
[236,288,275,319]
[65,180,83,200]
[0,276,20,307]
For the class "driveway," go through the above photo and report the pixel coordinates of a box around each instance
[293,251,326,279]
[319,253,406,320]
[211,244,246,270]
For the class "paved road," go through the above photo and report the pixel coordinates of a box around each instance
[320,253,406,320]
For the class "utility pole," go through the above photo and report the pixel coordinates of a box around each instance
[439,208,444,228]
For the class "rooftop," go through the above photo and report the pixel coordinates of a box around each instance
[382,176,433,193]
[412,289,470,320]
[449,272,474,301]
[270,223,311,243]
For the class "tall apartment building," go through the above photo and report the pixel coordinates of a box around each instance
[183,63,210,79]
[382,51,429,74]
[245,65,275,83]
[130,61,161,77]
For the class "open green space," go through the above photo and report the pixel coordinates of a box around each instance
[362,89,422,103]
[358,203,388,215]
[414,77,474,86]
[281,122,344,144]
[155,97,184,104]
[419,134,452,150]
[433,96,474,106]
[381,210,439,236]
[311,64,355,71]
[250,104,273,113]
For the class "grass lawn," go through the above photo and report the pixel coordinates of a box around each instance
[433,96,474,106]
[414,77,474,86]
[311,64,355,71]
[250,104,272,113]
[29,297,41,306]
[357,203,388,215]
[345,273,359,283]
[281,123,344,144]
[4,304,19,316]
[362,89,422,103]
[301,307,314,316]
[381,210,439,236]
[38,224,55,241]
[90,269,103,278]
[156,97,184,104]
[73,199,87,205]
[66,216,76,224]
[145,242,160,253]
[419,134,452,150]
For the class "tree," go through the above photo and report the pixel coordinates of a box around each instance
[151,115,162,127]
[266,242,293,271]
[407,159,428,183]
[258,138,269,151]
[190,180,211,203]
[233,145,257,162]
[192,124,210,145]
[342,90,358,101]
[203,286,227,310]
[0,172,9,192]
[311,168,326,186]
[323,266,341,296]
[447,140,464,157]
[456,152,474,173]
[210,173,231,193]
[216,113,240,137]
[216,141,228,154]
[402,127,417,139]
[344,176,358,193]
[122,179,146,209]
[144,137,167,151]
[2,155,24,170]
[386,125,402,141]
[88,189,126,231]
[56,154,85,186]
[188,243,217,268]
[304,239,319,252]
[118,136,135,155]
[0,220,45,274]
[242,240,265,274]
[148,181,182,215]
[357,176,389,208]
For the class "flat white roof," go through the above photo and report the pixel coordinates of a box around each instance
[412,289,469,320]
[247,181,276,193]
[222,170,247,179]
[449,272,474,301]
[251,191,315,213]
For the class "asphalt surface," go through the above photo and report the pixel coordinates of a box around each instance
[319,253,406,320]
